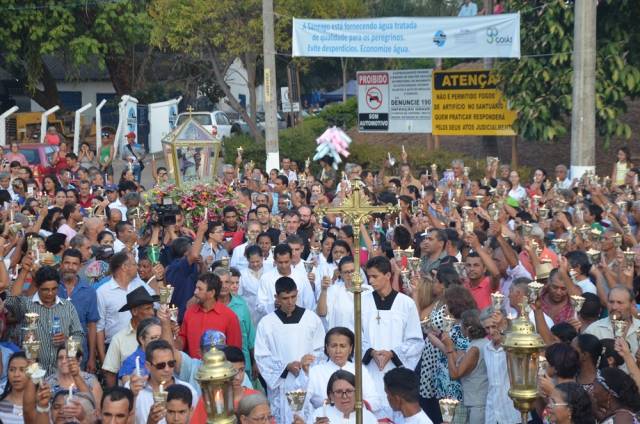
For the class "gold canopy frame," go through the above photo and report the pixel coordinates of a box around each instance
[161,109,223,187]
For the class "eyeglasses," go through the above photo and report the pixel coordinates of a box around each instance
[332,389,355,398]
[151,360,176,370]
[548,399,568,409]
[247,415,274,423]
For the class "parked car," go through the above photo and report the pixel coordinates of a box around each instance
[175,110,232,140]
[2,143,56,169]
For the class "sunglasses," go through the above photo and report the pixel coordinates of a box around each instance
[151,360,176,370]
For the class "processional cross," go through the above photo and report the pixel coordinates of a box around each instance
[318,179,398,424]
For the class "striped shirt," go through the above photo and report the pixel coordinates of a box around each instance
[5,293,84,376]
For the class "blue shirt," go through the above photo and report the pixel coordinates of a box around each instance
[58,279,100,334]
[118,346,149,379]
[165,257,199,323]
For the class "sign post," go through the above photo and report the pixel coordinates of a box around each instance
[432,69,516,136]
[357,69,432,133]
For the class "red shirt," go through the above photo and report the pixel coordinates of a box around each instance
[464,276,494,310]
[190,388,260,424]
[179,302,242,359]
[78,194,94,209]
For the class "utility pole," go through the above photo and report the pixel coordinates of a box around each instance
[263,0,280,172]
[570,0,597,179]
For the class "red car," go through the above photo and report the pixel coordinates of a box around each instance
[2,143,58,180]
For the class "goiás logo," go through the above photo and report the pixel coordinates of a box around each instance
[433,30,446,47]
[486,26,512,45]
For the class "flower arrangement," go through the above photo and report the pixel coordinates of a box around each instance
[143,181,244,228]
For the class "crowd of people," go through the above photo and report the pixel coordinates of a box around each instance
[0,138,638,424]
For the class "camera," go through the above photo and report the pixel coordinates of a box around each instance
[150,200,180,226]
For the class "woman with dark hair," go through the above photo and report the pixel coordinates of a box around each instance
[435,265,462,288]
[592,367,640,423]
[317,240,368,286]
[599,339,625,370]
[548,382,595,424]
[302,327,381,418]
[317,256,358,330]
[439,309,489,423]
[337,225,354,250]
[65,189,79,205]
[39,207,62,236]
[42,175,60,200]
[53,189,67,209]
[313,370,378,423]
[417,265,463,422]
[572,334,601,394]
[97,230,115,248]
[423,285,476,422]
[540,343,580,399]
[45,345,102,407]
[0,352,29,423]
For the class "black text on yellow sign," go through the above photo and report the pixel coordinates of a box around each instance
[432,70,516,136]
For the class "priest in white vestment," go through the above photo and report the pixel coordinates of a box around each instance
[254,276,325,424]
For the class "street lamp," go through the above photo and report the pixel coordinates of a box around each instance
[196,347,238,424]
[502,304,545,424]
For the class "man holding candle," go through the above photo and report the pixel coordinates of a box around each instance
[129,339,198,424]
[584,286,640,359]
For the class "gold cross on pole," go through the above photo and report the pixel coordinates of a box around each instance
[317,179,398,424]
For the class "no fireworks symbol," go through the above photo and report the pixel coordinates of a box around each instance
[366,87,383,110]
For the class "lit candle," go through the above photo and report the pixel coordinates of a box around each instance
[323,399,328,417]
[159,381,165,394]
[9,205,13,222]
[402,145,406,155]
[67,384,74,404]
[128,161,133,172]
[214,389,224,414]
[135,356,141,376]
[204,207,208,219]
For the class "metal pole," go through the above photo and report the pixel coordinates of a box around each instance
[570,0,597,179]
[40,106,60,143]
[262,0,280,172]
[351,223,364,424]
[95,99,107,153]
[0,106,19,147]
[73,103,93,154]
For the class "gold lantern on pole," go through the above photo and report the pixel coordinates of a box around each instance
[196,347,238,424]
[502,304,545,423]
[161,107,223,187]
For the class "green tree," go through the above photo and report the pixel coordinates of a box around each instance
[149,0,264,141]
[495,0,640,142]
[0,0,152,109]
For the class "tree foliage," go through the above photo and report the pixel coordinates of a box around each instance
[0,0,151,108]
[495,0,640,143]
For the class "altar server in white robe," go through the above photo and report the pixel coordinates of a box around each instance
[256,243,315,320]
[317,256,358,331]
[238,245,264,324]
[230,220,262,271]
[362,256,424,420]
[287,234,318,308]
[301,326,383,419]
[254,276,325,424]
[314,241,367,302]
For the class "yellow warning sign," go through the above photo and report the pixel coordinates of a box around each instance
[432,70,516,136]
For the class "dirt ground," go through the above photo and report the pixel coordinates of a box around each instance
[348,92,640,176]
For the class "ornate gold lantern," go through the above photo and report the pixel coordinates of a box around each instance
[502,310,545,423]
[161,109,223,187]
[196,347,238,424]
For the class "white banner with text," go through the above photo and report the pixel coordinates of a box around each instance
[292,14,520,58]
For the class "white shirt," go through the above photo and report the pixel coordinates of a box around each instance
[508,185,527,202]
[239,267,263,324]
[395,410,434,424]
[576,277,597,295]
[312,404,378,424]
[304,360,383,418]
[96,277,155,343]
[483,342,522,424]
[458,1,478,16]
[129,378,198,424]
[323,280,355,331]
[256,267,315,320]
[230,242,250,270]
[113,239,139,262]
[108,199,127,220]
